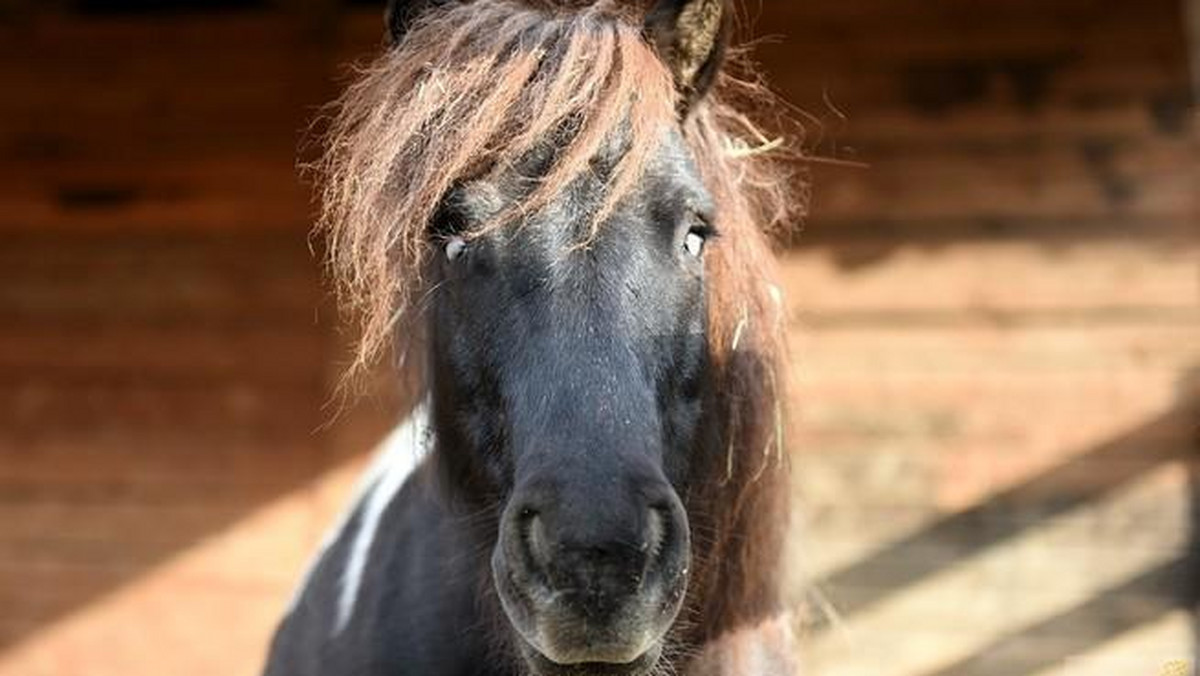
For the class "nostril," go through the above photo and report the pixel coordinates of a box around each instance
[522,511,552,571]
[642,506,667,563]
[640,496,689,586]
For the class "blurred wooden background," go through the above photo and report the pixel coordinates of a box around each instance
[0,1,1196,675]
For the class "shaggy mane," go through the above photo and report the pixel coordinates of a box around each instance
[317,0,801,383]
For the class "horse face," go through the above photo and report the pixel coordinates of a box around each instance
[428,129,712,675]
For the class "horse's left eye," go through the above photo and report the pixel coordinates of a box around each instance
[445,236,467,262]
[683,229,706,258]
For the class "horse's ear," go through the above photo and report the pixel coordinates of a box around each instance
[385,0,453,46]
[644,0,731,112]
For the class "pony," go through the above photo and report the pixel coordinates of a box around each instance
[264,0,801,674]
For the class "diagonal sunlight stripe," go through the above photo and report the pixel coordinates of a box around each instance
[0,454,372,676]
[806,405,1193,635]
[915,556,1199,676]
[803,460,1196,676]
[1029,611,1195,676]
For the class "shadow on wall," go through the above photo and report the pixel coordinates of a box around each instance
[0,229,395,654]
[803,368,1200,675]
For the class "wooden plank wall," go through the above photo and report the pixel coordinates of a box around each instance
[0,2,1196,675]
[0,13,394,676]
[756,1,1200,674]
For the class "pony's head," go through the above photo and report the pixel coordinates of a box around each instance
[319,1,797,673]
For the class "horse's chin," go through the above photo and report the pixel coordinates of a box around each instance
[520,641,663,676]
